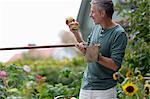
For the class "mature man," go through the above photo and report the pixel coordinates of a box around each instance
[69,0,128,99]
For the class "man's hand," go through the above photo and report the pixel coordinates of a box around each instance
[66,17,79,34]
[85,45,99,62]
[76,43,100,62]
[65,17,83,43]
[68,21,79,33]
[75,42,86,55]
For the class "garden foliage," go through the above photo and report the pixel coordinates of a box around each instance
[114,0,150,98]
[0,57,86,99]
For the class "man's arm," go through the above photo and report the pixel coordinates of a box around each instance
[72,31,84,43]
[97,56,118,71]
[68,21,87,54]
[68,20,84,43]
[98,32,128,72]
[69,28,85,43]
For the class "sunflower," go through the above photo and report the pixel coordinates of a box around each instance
[126,70,133,78]
[144,83,150,96]
[122,82,138,96]
[137,74,143,81]
[113,72,120,80]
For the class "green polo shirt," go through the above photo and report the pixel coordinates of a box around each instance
[81,24,127,90]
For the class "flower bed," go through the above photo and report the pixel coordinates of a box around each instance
[0,57,85,99]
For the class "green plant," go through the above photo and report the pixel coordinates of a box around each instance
[116,0,150,75]
[115,1,150,98]
[113,67,150,99]
[0,56,85,98]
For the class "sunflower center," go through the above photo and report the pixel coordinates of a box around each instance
[145,87,149,95]
[126,86,134,93]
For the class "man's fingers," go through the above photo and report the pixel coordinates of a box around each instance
[75,42,86,53]
[75,43,79,48]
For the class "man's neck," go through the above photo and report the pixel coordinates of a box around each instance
[100,18,117,30]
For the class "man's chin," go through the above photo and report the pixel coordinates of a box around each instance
[92,19,99,25]
[94,22,99,25]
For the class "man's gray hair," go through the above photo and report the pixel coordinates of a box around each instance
[90,0,114,19]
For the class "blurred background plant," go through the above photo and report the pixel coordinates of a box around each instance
[0,56,86,99]
[115,0,150,75]
[115,0,150,98]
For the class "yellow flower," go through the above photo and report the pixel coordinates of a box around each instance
[144,83,150,96]
[122,82,138,96]
[113,73,119,80]
[137,75,143,81]
[126,70,133,78]
[134,68,141,76]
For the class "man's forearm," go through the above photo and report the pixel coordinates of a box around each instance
[97,55,118,71]
[73,31,84,43]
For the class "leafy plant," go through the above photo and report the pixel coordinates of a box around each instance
[113,67,150,99]
[0,56,85,98]
[114,0,150,98]
[116,0,150,75]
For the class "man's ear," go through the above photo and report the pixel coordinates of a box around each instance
[101,10,105,18]
[98,10,105,18]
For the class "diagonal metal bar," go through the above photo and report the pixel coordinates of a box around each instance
[0,44,75,51]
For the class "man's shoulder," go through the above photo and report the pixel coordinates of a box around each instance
[110,25,128,44]
[115,25,125,34]
[112,25,127,38]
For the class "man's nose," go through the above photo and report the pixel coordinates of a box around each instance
[89,12,92,18]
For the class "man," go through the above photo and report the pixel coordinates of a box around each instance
[69,0,127,99]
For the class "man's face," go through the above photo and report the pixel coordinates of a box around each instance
[90,4,101,24]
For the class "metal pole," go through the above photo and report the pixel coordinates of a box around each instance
[0,44,75,51]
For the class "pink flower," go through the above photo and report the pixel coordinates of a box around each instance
[0,71,7,78]
[35,75,46,83]
[36,75,43,81]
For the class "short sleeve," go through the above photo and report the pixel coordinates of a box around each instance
[111,32,128,69]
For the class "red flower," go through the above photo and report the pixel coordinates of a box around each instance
[35,75,43,81]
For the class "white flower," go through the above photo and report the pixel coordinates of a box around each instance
[70,97,77,99]
[23,65,31,73]
[26,81,34,89]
